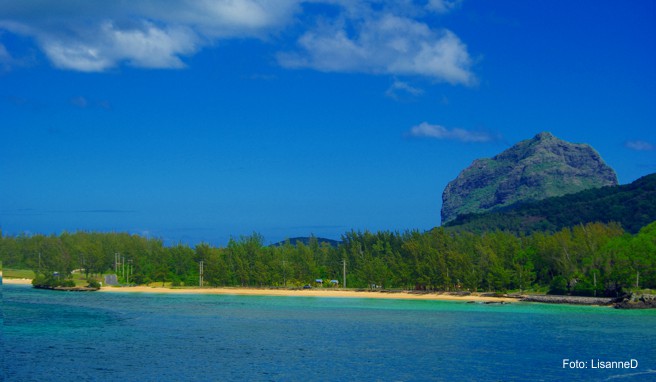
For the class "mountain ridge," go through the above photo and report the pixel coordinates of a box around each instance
[441,132,618,223]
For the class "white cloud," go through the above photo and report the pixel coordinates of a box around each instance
[408,122,494,142]
[426,0,463,14]
[42,40,113,72]
[278,11,475,85]
[37,22,198,71]
[130,0,301,38]
[625,140,654,151]
[0,0,475,82]
[0,0,299,71]
[109,23,197,67]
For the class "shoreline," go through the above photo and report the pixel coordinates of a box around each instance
[7,278,634,307]
[3,278,517,302]
[3,278,32,285]
[97,285,521,302]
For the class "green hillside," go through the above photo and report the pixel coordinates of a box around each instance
[444,173,656,234]
[271,236,341,248]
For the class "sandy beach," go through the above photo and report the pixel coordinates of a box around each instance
[3,277,518,302]
[100,286,519,302]
[3,278,33,285]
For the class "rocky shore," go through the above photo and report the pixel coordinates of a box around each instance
[33,285,99,292]
[521,295,616,306]
[613,293,656,309]
[522,293,656,309]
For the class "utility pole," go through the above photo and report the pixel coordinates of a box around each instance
[127,259,133,285]
[446,267,450,291]
[342,259,347,289]
[199,261,204,287]
[122,256,126,282]
[282,259,287,287]
[593,272,597,297]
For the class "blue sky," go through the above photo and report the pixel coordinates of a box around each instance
[2,0,655,245]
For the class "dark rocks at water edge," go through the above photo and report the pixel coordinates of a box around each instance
[33,285,99,292]
[614,294,656,309]
[522,294,656,309]
[522,295,617,306]
[441,132,618,223]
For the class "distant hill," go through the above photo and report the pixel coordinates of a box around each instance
[444,173,656,234]
[270,237,342,248]
[441,132,618,223]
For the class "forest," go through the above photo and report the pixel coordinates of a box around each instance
[445,173,656,235]
[1,220,655,296]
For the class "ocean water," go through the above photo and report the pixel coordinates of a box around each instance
[3,284,656,382]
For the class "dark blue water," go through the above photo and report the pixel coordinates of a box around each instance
[3,283,656,381]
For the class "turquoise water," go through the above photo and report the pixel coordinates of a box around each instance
[3,283,656,381]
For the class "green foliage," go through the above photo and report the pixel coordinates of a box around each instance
[446,173,656,235]
[3,220,655,294]
[31,274,48,287]
[571,279,595,297]
[3,268,35,279]
[548,276,568,295]
[32,273,76,288]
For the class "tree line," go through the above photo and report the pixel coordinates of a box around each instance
[1,221,654,295]
[445,173,656,235]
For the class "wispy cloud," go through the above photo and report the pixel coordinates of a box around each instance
[4,95,28,106]
[426,0,463,14]
[407,122,496,142]
[78,209,136,214]
[385,80,424,99]
[3,95,46,111]
[0,1,475,84]
[70,96,88,108]
[625,140,654,151]
[0,42,13,71]
[0,208,136,215]
[97,100,112,110]
[70,96,111,110]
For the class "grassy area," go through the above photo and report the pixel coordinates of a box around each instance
[630,288,655,295]
[70,271,108,286]
[4,268,36,279]
[3,268,106,287]
[147,281,174,288]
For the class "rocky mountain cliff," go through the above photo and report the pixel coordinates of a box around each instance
[441,132,618,223]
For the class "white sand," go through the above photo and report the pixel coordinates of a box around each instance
[4,277,518,302]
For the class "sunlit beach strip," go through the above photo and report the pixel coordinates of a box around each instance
[3,278,517,302]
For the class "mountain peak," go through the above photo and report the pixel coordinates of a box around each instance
[441,133,618,223]
[534,131,555,140]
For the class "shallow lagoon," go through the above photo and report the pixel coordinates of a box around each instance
[4,284,656,381]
